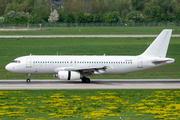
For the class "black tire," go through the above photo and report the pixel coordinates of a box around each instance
[85,78,90,83]
[81,77,86,83]
[26,79,30,83]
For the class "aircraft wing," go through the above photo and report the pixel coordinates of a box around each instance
[54,66,107,73]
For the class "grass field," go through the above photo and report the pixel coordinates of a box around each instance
[0,89,180,120]
[0,26,180,35]
[0,37,179,79]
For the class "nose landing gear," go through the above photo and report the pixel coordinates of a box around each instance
[26,74,31,83]
[26,78,30,83]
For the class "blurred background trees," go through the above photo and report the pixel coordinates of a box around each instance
[0,0,180,23]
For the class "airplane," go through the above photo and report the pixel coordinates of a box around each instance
[5,29,175,83]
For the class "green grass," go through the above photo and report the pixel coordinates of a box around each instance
[0,37,180,79]
[0,89,180,120]
[0,26,180,35]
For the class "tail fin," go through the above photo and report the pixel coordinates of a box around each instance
[141,29,172,58]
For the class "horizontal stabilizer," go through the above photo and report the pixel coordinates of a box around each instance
[152,58,175,64]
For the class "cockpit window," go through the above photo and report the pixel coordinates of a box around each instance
[12,60,20,63]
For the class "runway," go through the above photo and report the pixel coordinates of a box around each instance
[0,79,179,90]
[0,34,180,38]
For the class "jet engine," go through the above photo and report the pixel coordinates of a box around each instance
[57,71,80,80]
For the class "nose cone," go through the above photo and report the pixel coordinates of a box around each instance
[5,64,12,72]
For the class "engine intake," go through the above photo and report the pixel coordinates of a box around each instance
[58,71,80,80]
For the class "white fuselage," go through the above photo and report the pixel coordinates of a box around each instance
[5,55,174,75]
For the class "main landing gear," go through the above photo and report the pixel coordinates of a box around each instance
[81,77,90,83]
[26,74,31,83]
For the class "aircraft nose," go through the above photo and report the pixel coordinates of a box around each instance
[5,64,11,72]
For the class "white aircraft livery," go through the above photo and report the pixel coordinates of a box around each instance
[5,29,175,83]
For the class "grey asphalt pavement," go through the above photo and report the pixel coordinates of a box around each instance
[0,79,179,90]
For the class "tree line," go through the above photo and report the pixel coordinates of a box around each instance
[0,0,180,24]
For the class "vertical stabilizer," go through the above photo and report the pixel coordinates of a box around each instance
[141,29,172,58]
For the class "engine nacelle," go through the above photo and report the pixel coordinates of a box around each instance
[57,71,80,80]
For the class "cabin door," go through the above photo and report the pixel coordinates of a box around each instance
[137,58,143,68]
[26,57,32,68]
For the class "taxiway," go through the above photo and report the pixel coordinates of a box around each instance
[0,79,179,90]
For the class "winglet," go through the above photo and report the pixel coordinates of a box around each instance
[141,29,172,58]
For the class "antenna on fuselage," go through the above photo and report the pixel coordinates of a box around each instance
[30,53,32,56]
[103,54,106,56]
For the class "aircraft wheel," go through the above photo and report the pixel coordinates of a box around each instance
[81,77,90,83]
[26,79,30,83]
[81,77,86,83]
[85,78,90,83]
